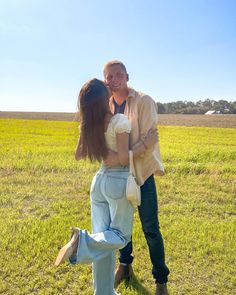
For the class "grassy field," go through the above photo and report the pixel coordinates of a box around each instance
[0,118,235,295]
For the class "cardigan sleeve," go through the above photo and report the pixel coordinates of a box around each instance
[138,95,158,139]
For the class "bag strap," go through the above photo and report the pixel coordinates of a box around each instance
[129,150,136,177]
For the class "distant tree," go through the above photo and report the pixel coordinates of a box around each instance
[156,102,166,114]
[158,99,236,114]
[229,101,236,114]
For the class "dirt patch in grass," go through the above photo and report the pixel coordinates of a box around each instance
[0,111,78,122]
[158,114,236,128]
[1,111,236,128]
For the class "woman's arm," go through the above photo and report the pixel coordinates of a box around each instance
[103,129,157,167]
[102,132,129,167]
[116,132,129,166]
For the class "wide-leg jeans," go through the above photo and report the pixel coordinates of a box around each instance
[70,166,134,295]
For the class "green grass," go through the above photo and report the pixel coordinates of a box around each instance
[0,119,235,295]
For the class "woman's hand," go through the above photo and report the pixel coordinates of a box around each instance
[103,150,120,167]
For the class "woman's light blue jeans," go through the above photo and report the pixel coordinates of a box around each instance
[70,166,134,295]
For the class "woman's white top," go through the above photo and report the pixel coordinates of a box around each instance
[105,114,131,152]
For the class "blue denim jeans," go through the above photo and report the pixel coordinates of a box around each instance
[119,174,170,284]
[70,166,134,295]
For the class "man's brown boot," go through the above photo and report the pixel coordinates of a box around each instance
[114,264,133,288]
[155,282,169,295]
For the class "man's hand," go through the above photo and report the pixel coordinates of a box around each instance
[103,150,120,168]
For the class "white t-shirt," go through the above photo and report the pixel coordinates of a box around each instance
[105,114,131,152]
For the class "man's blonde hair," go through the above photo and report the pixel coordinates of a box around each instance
[103,60,127,76]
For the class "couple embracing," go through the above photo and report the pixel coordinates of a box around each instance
[55,61,170,295]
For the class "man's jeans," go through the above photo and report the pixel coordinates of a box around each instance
[70,166,134,295]
[119,174,170,284]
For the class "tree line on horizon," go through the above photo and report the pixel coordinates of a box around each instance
[157,99,236,114]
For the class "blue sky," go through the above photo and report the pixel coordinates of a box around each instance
[1,0,236,112]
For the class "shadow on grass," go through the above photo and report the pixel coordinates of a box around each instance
[123,274,152,295]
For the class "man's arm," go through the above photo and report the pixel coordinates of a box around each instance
[103,128,158,167]
[132,128,158,157]
[138,95,158,141]
[132,95,159,156]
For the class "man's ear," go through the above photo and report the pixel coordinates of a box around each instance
[126,74,129,81]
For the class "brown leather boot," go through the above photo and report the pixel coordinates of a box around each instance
[114,264,134,288]
[155,282,169,295]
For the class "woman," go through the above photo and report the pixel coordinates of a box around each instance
[55,79,156,295]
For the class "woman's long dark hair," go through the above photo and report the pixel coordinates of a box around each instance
[78,79,111,162]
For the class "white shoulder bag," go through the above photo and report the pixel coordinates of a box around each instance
[126,151,141,208]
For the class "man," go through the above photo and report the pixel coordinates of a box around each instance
[103,60,170,295]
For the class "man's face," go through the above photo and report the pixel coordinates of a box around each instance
[104,64,128,93]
